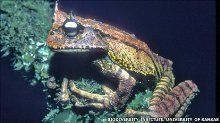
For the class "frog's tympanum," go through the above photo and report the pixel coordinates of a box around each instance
[46,3,199,118]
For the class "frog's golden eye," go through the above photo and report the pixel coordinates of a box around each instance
[62,19,79,37]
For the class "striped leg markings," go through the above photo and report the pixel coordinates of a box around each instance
[148,90,181,118]
[172,80,199,104]
[150,72,174,104]
[126,81,199,118]
[174,93,196,117]
[151,80,199,117]
[132,69,175,117]
[172,80,199,117]
[138,70,198,118]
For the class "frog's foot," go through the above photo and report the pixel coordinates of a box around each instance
[69,58,137,109]
[55,78,70,102]
[126,80,199,118]
[69,94,104,109]
[69,82,114,109]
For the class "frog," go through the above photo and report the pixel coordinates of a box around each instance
[46,2,199,118]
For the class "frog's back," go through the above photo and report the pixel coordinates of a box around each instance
[74,17,166,79]
[75,16,150,52]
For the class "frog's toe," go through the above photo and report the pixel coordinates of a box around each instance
[69,95,80,103]
[69,80,77,90]
[58,92,70,102]
[74,102,84,107]
[75,102,105,109]
[125,109,150,117]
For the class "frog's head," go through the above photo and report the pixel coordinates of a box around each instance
[46,2,107,52]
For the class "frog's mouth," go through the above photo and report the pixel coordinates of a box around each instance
[48,37,106,52]
[52,47,105,53]
[53,48,90,52]
[47,39,107,53]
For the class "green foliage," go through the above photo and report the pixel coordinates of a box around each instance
[127,90,152,111]
[74,78,104,105]
[75,78,104,94]
[43,109,60,122]
[0,0,54,85]
[43,109,86,123]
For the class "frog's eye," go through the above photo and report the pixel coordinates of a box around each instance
[63,20,79,37]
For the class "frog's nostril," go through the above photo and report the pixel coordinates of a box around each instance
[50,31,55,35]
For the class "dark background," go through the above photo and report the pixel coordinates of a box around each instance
[0,1,216,122]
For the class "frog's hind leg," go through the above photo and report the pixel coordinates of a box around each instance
[173,88,197,118]
[149,80,199,118]
[126,80,199,117]
[69,58,137,109]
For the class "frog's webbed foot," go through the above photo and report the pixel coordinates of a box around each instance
[126,69,199,118]
[69,58,137,109]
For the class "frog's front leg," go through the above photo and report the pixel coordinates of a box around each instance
[69,58,137,109]
[69,84,115,109]
[126,68,199,118]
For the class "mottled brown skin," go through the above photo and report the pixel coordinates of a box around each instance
[46,3,199,118]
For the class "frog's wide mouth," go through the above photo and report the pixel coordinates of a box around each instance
[51,47,105,53]
[47,37,106,52]
[53,48,92,52]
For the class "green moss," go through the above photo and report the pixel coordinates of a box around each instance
[0,0,54,85]
[43,109,60,123]
[75,78,104,94]
[127,90,152,111]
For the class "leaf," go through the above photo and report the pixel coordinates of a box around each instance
[1,50,10,57]
[0,45,9,52]
[14,61,23,70]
